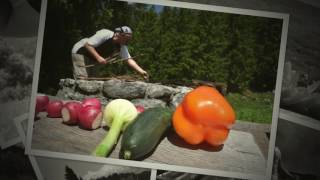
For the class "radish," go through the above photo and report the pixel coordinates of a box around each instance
[61,102,82,125]
[47,100,64,118]
[35,95,49,114]
[135,105,145,113]
[78,106,102,130]
[82,98,102,109]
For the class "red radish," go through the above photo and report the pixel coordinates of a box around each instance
[61,102,82,125]
[35,95,49,114]
[135,105,145,113]
[78,106,102,130]
[82,98,102,109]
[47,100,64,118]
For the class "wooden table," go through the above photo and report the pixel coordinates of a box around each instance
[31,112,268,176]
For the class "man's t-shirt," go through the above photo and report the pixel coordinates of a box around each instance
[71,29,131,59]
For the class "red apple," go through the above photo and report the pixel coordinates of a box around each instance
[47,100,63,118]
[82,98,102,109]
[35,95,49,114]
[61,101,82,125]
[135,105,145,113]
[78,106,102,130]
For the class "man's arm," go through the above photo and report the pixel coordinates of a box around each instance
[84,43,107,64]
[127,58,148,79]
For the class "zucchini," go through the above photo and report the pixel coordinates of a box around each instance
[120,107,173,160]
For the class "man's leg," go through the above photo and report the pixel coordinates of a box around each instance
[71,53,88,79]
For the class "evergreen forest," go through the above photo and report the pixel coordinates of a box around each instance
[38,0,283,123]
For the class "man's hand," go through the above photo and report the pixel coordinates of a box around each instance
[141,71,149,81]
[97,56,107,64]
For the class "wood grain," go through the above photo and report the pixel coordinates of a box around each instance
[32,112,267,175]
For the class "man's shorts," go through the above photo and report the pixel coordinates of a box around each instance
[71,53,92,79]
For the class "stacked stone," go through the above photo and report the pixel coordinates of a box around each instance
[56,78,193,109]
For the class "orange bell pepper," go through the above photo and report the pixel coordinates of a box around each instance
[173,86,236,146]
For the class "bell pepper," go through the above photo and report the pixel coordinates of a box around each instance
[172,86,236,146]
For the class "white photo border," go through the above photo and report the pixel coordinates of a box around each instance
[150,169,157,180]
[25,0,290,180]
[26,0,47,154]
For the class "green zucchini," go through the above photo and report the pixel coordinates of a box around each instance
[120,107,173,160]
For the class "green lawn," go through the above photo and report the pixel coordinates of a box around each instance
[226,91,274,124]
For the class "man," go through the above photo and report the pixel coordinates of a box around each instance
[71,26,148,80]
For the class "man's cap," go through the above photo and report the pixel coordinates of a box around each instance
[115,26,132,34]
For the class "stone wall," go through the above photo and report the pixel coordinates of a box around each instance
[56,78,193,108]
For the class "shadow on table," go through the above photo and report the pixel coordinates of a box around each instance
[166,129,224,152]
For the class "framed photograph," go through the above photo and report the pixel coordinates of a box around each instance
[156,170,244,180]
[37,156,152,180]
[274,110,320,179]
[15,114,152,180]
[14,113,44,180]
[26,0,289,179]
[0,0,40,149]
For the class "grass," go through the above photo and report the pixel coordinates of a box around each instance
[226,91,274,124]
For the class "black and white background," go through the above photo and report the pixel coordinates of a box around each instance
[0,0,319,179]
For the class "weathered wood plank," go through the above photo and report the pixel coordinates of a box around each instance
[31,112,267,175]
